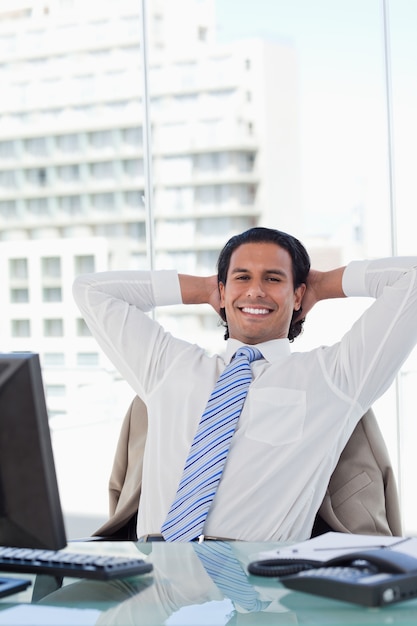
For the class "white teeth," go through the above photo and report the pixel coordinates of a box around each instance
[242,307,269,315]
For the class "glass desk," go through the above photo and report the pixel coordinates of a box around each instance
[1,540,417,625]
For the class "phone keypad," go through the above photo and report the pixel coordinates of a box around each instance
[299,566,370,579]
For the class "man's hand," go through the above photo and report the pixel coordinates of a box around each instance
[295,267,347,322]
[206,276,222,314]
[178,274,221,314]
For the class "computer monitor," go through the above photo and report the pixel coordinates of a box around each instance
[0,352,67,550]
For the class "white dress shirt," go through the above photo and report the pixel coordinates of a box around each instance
[73,257,417,541]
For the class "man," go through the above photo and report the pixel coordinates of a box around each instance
[73,227,417,542]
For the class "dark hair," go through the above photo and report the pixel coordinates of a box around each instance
[217,227,310,342]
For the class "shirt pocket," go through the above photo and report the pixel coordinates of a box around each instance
[245,387,306,446]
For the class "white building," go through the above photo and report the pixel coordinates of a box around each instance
[0,0,304,417]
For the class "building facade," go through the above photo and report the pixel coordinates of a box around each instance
[0,0,302,418]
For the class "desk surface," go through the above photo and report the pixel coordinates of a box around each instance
[1,540,417,625]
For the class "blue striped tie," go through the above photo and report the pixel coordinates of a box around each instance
[161,346,263,541]
[194,541,270,612]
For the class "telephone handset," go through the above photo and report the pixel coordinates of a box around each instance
[326,548,417,573]
[248,549,417,607]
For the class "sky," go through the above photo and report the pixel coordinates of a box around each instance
[213,1,417,256]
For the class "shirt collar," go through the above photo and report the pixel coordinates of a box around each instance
[224,337,291,364]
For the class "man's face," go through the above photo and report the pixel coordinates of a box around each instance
[219,242,306,345]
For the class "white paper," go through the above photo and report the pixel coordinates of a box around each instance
[0,604,101,626]
[255,532,417,563]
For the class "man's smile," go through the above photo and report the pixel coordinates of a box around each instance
[240,306,272,315]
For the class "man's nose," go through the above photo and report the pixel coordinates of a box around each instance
[246,280,265,297]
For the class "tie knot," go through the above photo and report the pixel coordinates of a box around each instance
[234,346,263,363]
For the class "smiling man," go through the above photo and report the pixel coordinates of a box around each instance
[219,241,305,344]
[73,227,417,542]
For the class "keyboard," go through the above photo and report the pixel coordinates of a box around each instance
[0,546,153,581]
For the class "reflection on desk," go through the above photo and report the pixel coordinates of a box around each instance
[2,541,417,625]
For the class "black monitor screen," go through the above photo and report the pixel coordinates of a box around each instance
[0,352,67,550]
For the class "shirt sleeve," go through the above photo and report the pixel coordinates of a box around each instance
[326,256,417,410]
[342,257,417,298]
[72,269,187,399]
[342,260,370,296]
[152,270,183,306]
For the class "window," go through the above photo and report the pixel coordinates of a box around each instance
[26,168,48,187]
[124,190,142,207]
[27,198,49,214]
[11,319,30,337]
[96,223,125,237]
[195,152,221,172]
[42,287,62,302]
[41,257,61,278]
[9,258,28,280]
[10,288,29,303]
[43,352,65,366]
[0,200,16,218]
[76,317,91,337]
[91,192,114,210]
[77,352,99,366]
[238,152,255,172]
[90,161,114,180]
[157,187,193,213]
[128,222,146,239]
[45,384,66,397]
[59,195,82,212]
[0,171,16,188]
[75,255,95,274]
[195,185,222,206]
[89,130,113,150]
[122,127,142,147]
[57,165,80,183]
[0,140,15,159]
[56,133,80,153]
[239,184,256,205]
[123,159,143,179]
[24,137,48,157]
[43,318,64,337]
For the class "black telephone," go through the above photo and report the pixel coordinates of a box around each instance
[248,549,417,607]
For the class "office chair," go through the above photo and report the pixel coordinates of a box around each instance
[94,397,402,540]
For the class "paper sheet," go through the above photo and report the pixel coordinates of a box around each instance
[255,532,417,563]
[0,604,101,626]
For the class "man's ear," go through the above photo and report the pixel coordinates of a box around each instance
[294,283,306,312]
[219,281,226,308]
